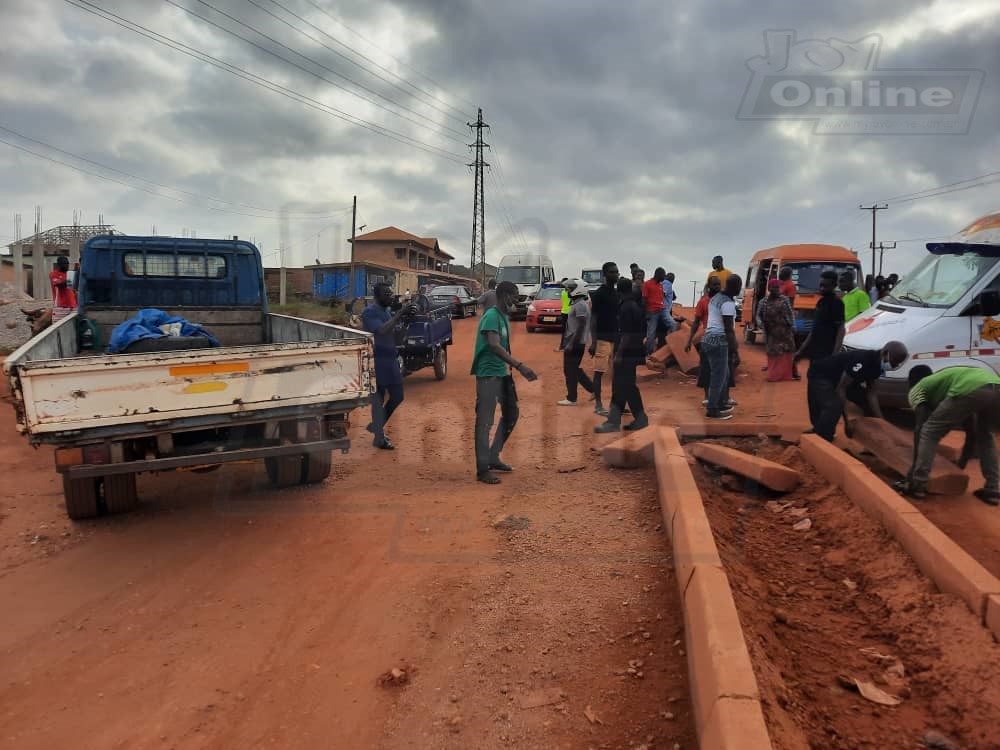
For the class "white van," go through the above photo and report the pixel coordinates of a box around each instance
[843,210,1000,408]
[495,253,556,318]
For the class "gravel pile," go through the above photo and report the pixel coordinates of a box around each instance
[0,282,35,352]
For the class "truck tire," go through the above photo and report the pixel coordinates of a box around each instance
[103,474,138,514]
[266,456,302,487]
[433,347,448,380]
[63,476,100,520]
[302,451,332,483]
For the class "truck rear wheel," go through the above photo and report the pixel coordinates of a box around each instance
[302,451,332,483]
[63,476,100,520]
[103,474,138,514]
[266,456,302,487]
[433,347,448,380]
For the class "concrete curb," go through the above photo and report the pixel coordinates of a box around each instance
[651,428,773,749]
[676,421,808,442]
[800,434,1000,640]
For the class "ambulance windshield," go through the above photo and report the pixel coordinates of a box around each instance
[889,252,995,308]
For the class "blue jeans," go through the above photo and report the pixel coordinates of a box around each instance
[701,333,730,415]
[645,309,677,354]
[371,383,404,442]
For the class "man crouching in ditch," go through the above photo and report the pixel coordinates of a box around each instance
[471,281,538,484]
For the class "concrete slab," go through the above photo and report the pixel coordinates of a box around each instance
[850,417,969,495]
[689,442,800,492]
[667,327,700,375]
[600,430,657,468]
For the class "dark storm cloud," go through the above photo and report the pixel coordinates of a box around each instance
[1,0,997,276]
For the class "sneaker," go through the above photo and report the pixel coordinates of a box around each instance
[725,399,738,407]
[373,437,395,450]
[594,406,609,417]
[557,399,577,406]
[489,461,513,472]
[706,412,734,421]
[701,399,709,406]
[720,406,735,415]
[893,480,927,501]
[594,421,621,433]
[623,415,649,431]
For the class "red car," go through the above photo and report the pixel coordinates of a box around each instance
[525,286,565,332]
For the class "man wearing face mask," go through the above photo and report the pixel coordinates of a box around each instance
[805,340,908,442]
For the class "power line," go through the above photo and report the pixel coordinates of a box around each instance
[65,0,467,164]
[487,147,531,254]
[258,0,473,126]
[300,0,479,117]
[890,176,1000,205]
[164,0,469,145]
[0,123,348,217]
[0,134,355,221]
[880,168,1000,203]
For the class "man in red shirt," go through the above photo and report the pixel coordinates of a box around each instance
[50,256,78,322]
[642,267,676,355]
[778,266,796,303]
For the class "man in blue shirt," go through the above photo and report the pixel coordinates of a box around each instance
[362,283,418,450]
[661,272,675,308]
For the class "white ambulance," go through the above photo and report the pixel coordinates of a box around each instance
[843,210,1000,408]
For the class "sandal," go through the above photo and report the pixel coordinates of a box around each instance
[477,471,501,485]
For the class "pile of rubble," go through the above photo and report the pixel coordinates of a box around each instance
[637,321,703,381]
[0,282,35,352]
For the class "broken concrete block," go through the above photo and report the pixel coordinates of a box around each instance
[689,442,800,492]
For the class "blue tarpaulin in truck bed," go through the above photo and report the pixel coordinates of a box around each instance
[107,308,220,353]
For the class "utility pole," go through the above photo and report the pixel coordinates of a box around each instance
[349,194,357,302]
[690,280,699,306]
[874,241,897,276]
[469,109,490,287]
[859,203,888,278]
[279,242,287,306]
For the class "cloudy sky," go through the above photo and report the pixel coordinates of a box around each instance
[2,0,999,296]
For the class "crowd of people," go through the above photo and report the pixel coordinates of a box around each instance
[359,257,999,504]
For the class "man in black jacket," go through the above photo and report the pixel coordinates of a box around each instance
[595,279,648,433]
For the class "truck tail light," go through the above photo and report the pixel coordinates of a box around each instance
[55,447,83,468]
[82,444,111,465]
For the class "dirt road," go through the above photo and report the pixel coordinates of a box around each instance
[0,319,696,749]
[3,314,1000,749]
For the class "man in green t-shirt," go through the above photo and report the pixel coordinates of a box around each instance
[900,365,1000,504]
[472,281,538,484]
[839,270,871,322]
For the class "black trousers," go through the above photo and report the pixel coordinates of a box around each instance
[610,356,645,422]
[563,346,594,402]
[475,376,519,474]
[807,375,870,442]
[371,382,404,442]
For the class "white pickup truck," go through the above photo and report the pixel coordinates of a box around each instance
[3,236,373,520]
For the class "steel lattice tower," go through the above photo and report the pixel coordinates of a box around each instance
[469,108,490,285]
